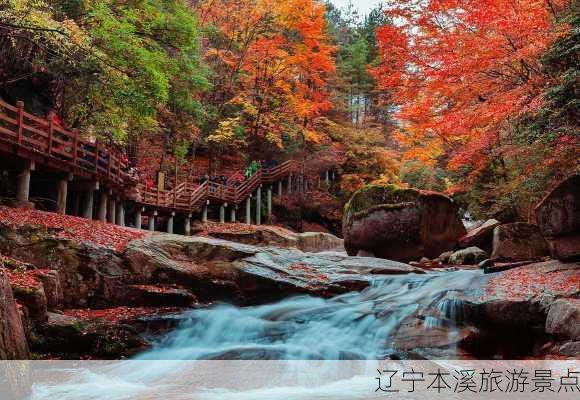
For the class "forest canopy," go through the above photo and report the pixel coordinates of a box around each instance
[0,0,577,221]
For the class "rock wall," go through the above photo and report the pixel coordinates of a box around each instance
[0,270,29,359]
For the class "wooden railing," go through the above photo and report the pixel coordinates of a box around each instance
[0,99,127,184]
[0,99,321,214]
[135,160,301,211]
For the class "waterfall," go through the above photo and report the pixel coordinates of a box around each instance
[30,269,488,400]
[138,269,484,361]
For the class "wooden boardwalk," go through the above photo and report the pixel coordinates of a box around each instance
[0,99,334,230]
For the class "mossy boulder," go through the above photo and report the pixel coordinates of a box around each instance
[342,184,466,262]
[491,223,550,262]
[535,174,580,261]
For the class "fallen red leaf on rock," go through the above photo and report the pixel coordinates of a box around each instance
[0,206,145,252]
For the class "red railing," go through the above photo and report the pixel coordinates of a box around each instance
[0,99,321,213]
[0,99,127,184]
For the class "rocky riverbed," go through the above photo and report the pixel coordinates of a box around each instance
[0,205,578,360]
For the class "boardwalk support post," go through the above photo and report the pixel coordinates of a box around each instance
[287,175,292,194]
[98,190,108,222]
[184,213,191,236]
[267,185,272,222]
[230,207,237,223]
[107,194,116,224]
[120,203,126,227]
[116,199,124,226]
[135,207,143,230]
[202,202,208,223]
[82,181,98,220]
[167,212,175,234]
[148,211,157,231]
[220,203,226,224]
[277,180,283,196]
[245,196,252,225]
[256,186,262,225]
[325,170,330,186]
[16,160,35,205]
[56,174,72,215]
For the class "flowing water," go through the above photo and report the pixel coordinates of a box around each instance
[138,269,485,361]
[29,269,491,400]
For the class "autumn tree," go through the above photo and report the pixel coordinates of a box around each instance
[373,0,578,219]
[0,0,208,145]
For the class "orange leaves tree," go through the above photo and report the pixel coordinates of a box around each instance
[193,0,335,161]
[372,0,575,218]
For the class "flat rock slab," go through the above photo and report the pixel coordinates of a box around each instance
[468,260,580,337]
[124,235,423,304]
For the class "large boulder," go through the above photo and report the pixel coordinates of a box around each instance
[449,247,488,265]
[124,235,424,304]
[343,185,466,262]
[467,260,579,331]
[0,270,29,359]
[459,219,501,252]
[491,223,550,262]
[0,224,129,309]
[546,299,580,340]
[535,174,580,261]
[36,312,149,358]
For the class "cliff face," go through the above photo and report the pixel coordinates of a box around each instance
[0,270,29,359]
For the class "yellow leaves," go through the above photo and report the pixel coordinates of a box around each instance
[207,117,246,147]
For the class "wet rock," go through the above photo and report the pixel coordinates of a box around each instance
[393,317,474,351]
[343,184,466,262]
[125,236,423,304]
[459,219,501,252]
[546,299,580,340]
[0,225,128,308]
[484,261,534,274]
[0,270,29,359]
[478,259,494,270]
[37,312,149,358]
[449,247,488,265]
[438,251,454,264]
[491,223,550,262]
[535,174,580,261]
[208,347,289,360]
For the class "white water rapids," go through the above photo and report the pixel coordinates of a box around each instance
[137,269,484,360]
[28,270,497,400]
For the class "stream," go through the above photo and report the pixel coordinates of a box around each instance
[136,269,485,361]
[29,269,496,400]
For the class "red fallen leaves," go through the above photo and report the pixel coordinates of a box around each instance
[485,266,580,301]
[0,206,145,252]
[199,221,264,236]
[197,221,294,237]
[0,254,48,290]
[130,284,185,294]
[3,268,42,290]
[289,263,329,283]
[63,306,182,324]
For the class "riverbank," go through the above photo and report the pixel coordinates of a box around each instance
[0,206,578,360]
